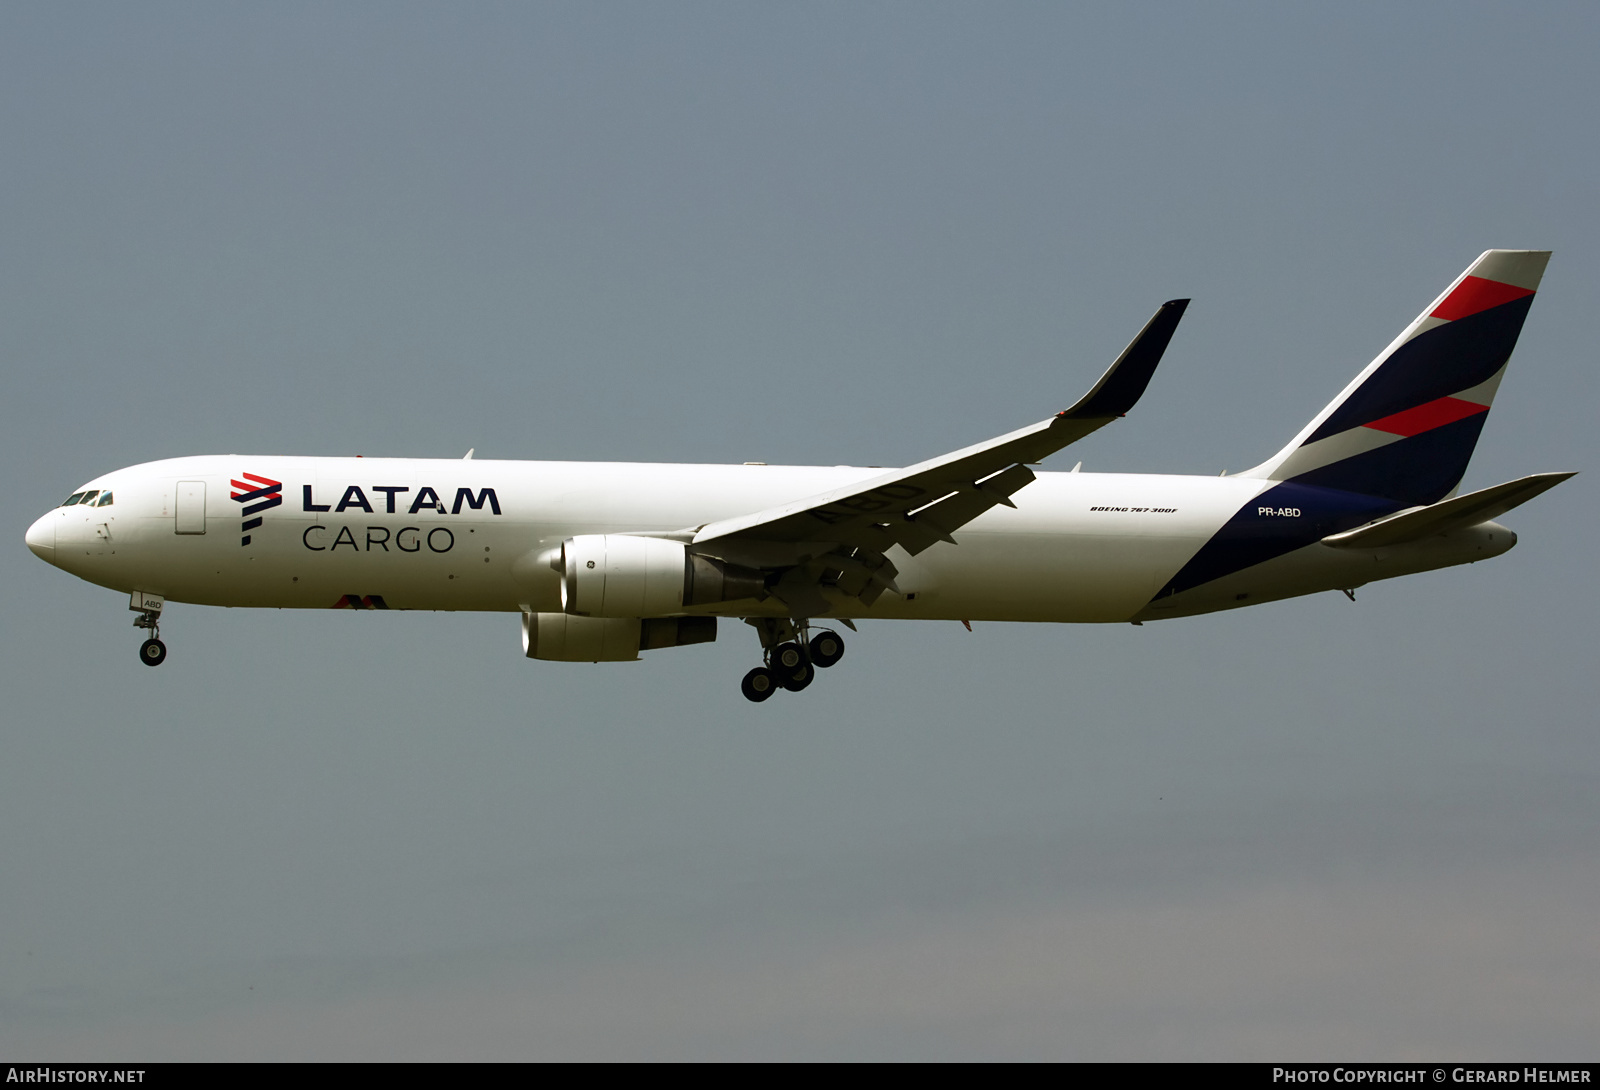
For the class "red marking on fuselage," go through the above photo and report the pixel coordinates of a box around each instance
[230,474,283,500]
[1363,396,1488,437]
[1431,276,1534,322]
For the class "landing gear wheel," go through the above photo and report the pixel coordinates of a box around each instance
[778,662,814,692]
[139,638,167,667]
[741,667,777,702]
[771,642,806,676]
[808,629,845,668]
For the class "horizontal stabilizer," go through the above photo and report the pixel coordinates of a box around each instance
[1321,471,1575,549]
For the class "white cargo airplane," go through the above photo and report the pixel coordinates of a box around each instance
[26,250,1572,701]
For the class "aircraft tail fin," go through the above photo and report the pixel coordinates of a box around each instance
[1240,250,1550,505]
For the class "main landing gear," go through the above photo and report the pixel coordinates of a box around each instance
[739,619,845,702]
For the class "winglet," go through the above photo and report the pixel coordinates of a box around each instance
[1060,299,1190,421]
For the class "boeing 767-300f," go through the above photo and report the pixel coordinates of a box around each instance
[24,250,1573,701]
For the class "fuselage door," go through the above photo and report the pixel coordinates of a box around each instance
[175,481,207,534]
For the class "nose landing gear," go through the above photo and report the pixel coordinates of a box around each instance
[740,619,844,702]
[130,591,166,667]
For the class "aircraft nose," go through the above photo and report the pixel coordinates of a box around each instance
[25,511,55,562]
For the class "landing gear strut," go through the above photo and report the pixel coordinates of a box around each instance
[739,619,844,702]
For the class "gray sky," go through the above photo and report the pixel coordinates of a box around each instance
[3,2,1597,1059]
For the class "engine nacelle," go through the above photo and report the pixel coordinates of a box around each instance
[559,535,768,617]
[521,612,718,662]
[562,535,688,617]
[523,612,641,661]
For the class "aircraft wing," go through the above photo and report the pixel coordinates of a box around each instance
[689,300,1188,610]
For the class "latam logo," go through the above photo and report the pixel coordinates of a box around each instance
[301,485,501,515]
[231,473,283,547]
[227,478,502,548]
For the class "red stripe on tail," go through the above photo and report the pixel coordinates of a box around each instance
[1431,276,1534,321]
[1362,396,1488,438]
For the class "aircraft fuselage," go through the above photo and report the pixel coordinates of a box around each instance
[27,454,1513,625]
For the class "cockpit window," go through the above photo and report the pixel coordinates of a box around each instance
[63,492,86,506]
[78,490,100,506]
[96,492,114,507]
